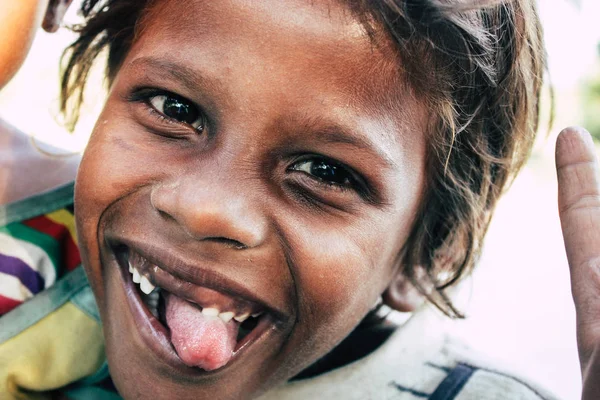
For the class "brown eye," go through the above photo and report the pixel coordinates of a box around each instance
[291,158,353,186]
[149,94,204,131]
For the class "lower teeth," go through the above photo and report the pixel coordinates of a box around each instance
[142,288,161,318]
[139,284,259,341]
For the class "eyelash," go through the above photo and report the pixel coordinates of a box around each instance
[129,88,205,133]
[288,156,369,196]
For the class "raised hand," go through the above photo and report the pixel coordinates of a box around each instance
[556,127,600,399]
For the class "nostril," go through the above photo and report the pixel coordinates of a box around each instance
[207,237,248,250]
[157,209,175,222]
[151,182,266,248]
[155,206,253,249]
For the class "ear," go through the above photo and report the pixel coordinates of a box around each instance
[42,0,73,33]
[382,270,425,312]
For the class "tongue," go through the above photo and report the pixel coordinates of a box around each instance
[165,293,239,371]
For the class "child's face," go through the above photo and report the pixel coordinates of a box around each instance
[75,0,427,398]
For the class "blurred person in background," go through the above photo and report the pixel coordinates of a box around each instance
[0,0,78,206]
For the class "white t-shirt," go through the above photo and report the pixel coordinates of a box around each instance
[261,306,560,400]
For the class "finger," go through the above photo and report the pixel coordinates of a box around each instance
[42,0,73,33]
[556,127,600,350]
[582,347,600,400]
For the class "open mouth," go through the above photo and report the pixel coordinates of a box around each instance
[112,244,278,373]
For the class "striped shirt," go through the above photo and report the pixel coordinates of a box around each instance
[0,183,117,399]
[0,187,80,315]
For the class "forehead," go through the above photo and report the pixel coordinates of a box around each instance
[126,0,426,163]
[143,0,376,59]
[139,0,409,108]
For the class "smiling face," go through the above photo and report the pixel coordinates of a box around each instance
[75,0,428,398]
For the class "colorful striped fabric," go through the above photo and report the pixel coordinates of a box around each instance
[0,183,120,400]
[0,204,80,316]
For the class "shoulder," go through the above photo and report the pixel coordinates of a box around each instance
[259,307,563,400]
[0,119,79,206]
[419,361,559,400]
[381,308,562,400]
[428,336,561,400]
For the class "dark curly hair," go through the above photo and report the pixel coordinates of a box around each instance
[61,0,546,318]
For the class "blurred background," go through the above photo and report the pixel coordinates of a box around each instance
[1,1,599,398]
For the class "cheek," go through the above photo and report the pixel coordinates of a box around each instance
[76,103,170,218]
[286,212,410,349]
[75,109,160,291]
[300,232,386,310]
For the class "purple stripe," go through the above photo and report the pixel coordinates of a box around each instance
[0,253,45,294]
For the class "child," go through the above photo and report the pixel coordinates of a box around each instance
[0,0,562,399]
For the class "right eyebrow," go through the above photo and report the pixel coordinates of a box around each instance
[126,56,220,94]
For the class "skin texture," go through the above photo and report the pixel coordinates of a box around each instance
[556,127,600,400]
[75,0,428,399]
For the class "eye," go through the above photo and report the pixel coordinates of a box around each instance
[149,93,204,131]
[290,157,354,186]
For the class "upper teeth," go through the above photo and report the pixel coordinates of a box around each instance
[129,263,261,324]
[132,268,141,284]
[130,265,155,294]
[234,313,250,323]
[139,275,155,295]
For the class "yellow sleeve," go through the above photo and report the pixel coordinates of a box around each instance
[0,302,105,400]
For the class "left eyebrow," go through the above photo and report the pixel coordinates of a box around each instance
[296,119,398,170]
[324,128,394,166]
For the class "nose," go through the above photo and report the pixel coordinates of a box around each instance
[150,177,267,249]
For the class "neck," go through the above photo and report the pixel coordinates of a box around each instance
[292,306,399,380]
